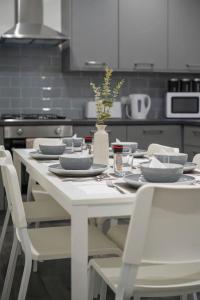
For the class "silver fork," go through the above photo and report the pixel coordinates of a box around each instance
[106,180,126,194]
[62,174,109,182]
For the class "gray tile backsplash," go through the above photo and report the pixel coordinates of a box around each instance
[0,44,198,119]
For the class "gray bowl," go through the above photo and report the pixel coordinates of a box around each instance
[39,144,66,155]
[111,142,138,153]
[141,162,183,183]
[154,153,188,165]
[62,137,83,147]
[59,154,93,170]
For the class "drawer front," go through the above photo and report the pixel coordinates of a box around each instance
[73,126,127,143]
[184,126,200,147]
[127,125,182,149]
[184,145,200,161]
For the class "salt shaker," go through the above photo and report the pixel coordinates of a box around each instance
[113,145,123,177]
[84,136,93,154]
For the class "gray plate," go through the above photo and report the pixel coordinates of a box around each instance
[183,162,197,173]
[109,149,147,158]
[30,150,60,160]
[123,174,196,188]
[133,149,148,158]
[30,150,75,160]
[48,163,107,177]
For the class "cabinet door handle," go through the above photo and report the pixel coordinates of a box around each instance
[85,61,107,67]
[192,130,200,136]
[134,62,154,70]
[186,64,200,69]
[143,129,163,135]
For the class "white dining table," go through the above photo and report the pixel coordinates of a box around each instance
[13,148,135,300]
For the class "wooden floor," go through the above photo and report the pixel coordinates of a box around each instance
[0,211,115,300]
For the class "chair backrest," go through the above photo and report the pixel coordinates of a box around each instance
[123,185,200,266]
[0,150,27,229]
[33,138,63,150]
[193,153,200,169]
[147,143,179,156]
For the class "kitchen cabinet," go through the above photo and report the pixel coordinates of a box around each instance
[127,125,182,150]
[119,0,167,71]
[73,126,126,143]
[0,0,14,36]
[70,0,118,70]
[168,0,200,71]
[0,127,4,210]
[184,126,200,147]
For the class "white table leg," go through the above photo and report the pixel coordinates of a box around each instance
[71,206,88,300]
[13,151,22,189]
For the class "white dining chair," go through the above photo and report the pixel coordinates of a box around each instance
[193,153,200,169]
[89,184,200,300]
[106,143,181,249]
[0,149,70,257]
[147,143,179,156]
[0,149,121,300]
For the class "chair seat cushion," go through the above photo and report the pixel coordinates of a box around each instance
[107,224,128,249]
[90,257,200,295]
[28,225,121,261]
[24,195,71,222]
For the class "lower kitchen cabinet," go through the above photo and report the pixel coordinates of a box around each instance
[184,126,200,160]
[184,126,200,147]
[127,125,182,150]
[73,125,126,143]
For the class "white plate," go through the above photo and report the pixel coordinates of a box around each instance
[48,163,107,177]
[183,162,197,173]
[123,174,196,188]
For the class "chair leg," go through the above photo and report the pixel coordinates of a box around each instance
[17,254,32,300]
[0,208,10,255]
[32,222,39,273]
[88,267,95,300]
[100,280,107,300]
[27,177,34,201]
[180,295,188,300]
[1,234,20,300]
[192,293,198,300]
[93,273,102,299]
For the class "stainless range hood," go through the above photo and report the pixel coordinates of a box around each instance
[1,0,69,46]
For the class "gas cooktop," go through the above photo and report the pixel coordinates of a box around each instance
[1,113,67,120]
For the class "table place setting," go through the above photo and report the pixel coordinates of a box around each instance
[27,137,200,192]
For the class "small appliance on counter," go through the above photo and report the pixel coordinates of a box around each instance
[85,101,122,119]
[125,94,151,120]
[168,78,179,92]
[167,77,200,93]
[166,92,200,118]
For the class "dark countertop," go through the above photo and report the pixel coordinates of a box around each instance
[1,118,200,126]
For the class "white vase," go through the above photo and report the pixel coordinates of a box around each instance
[93,124,109,165]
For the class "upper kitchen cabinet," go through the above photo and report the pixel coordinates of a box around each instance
[0,0,14,36]
[168,0,200,71]
[70,0,118,70]
[119,0,167,71]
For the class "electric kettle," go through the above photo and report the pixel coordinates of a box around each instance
[126,94,151,119]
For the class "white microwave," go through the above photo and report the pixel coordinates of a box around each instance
[166,92,200,118]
